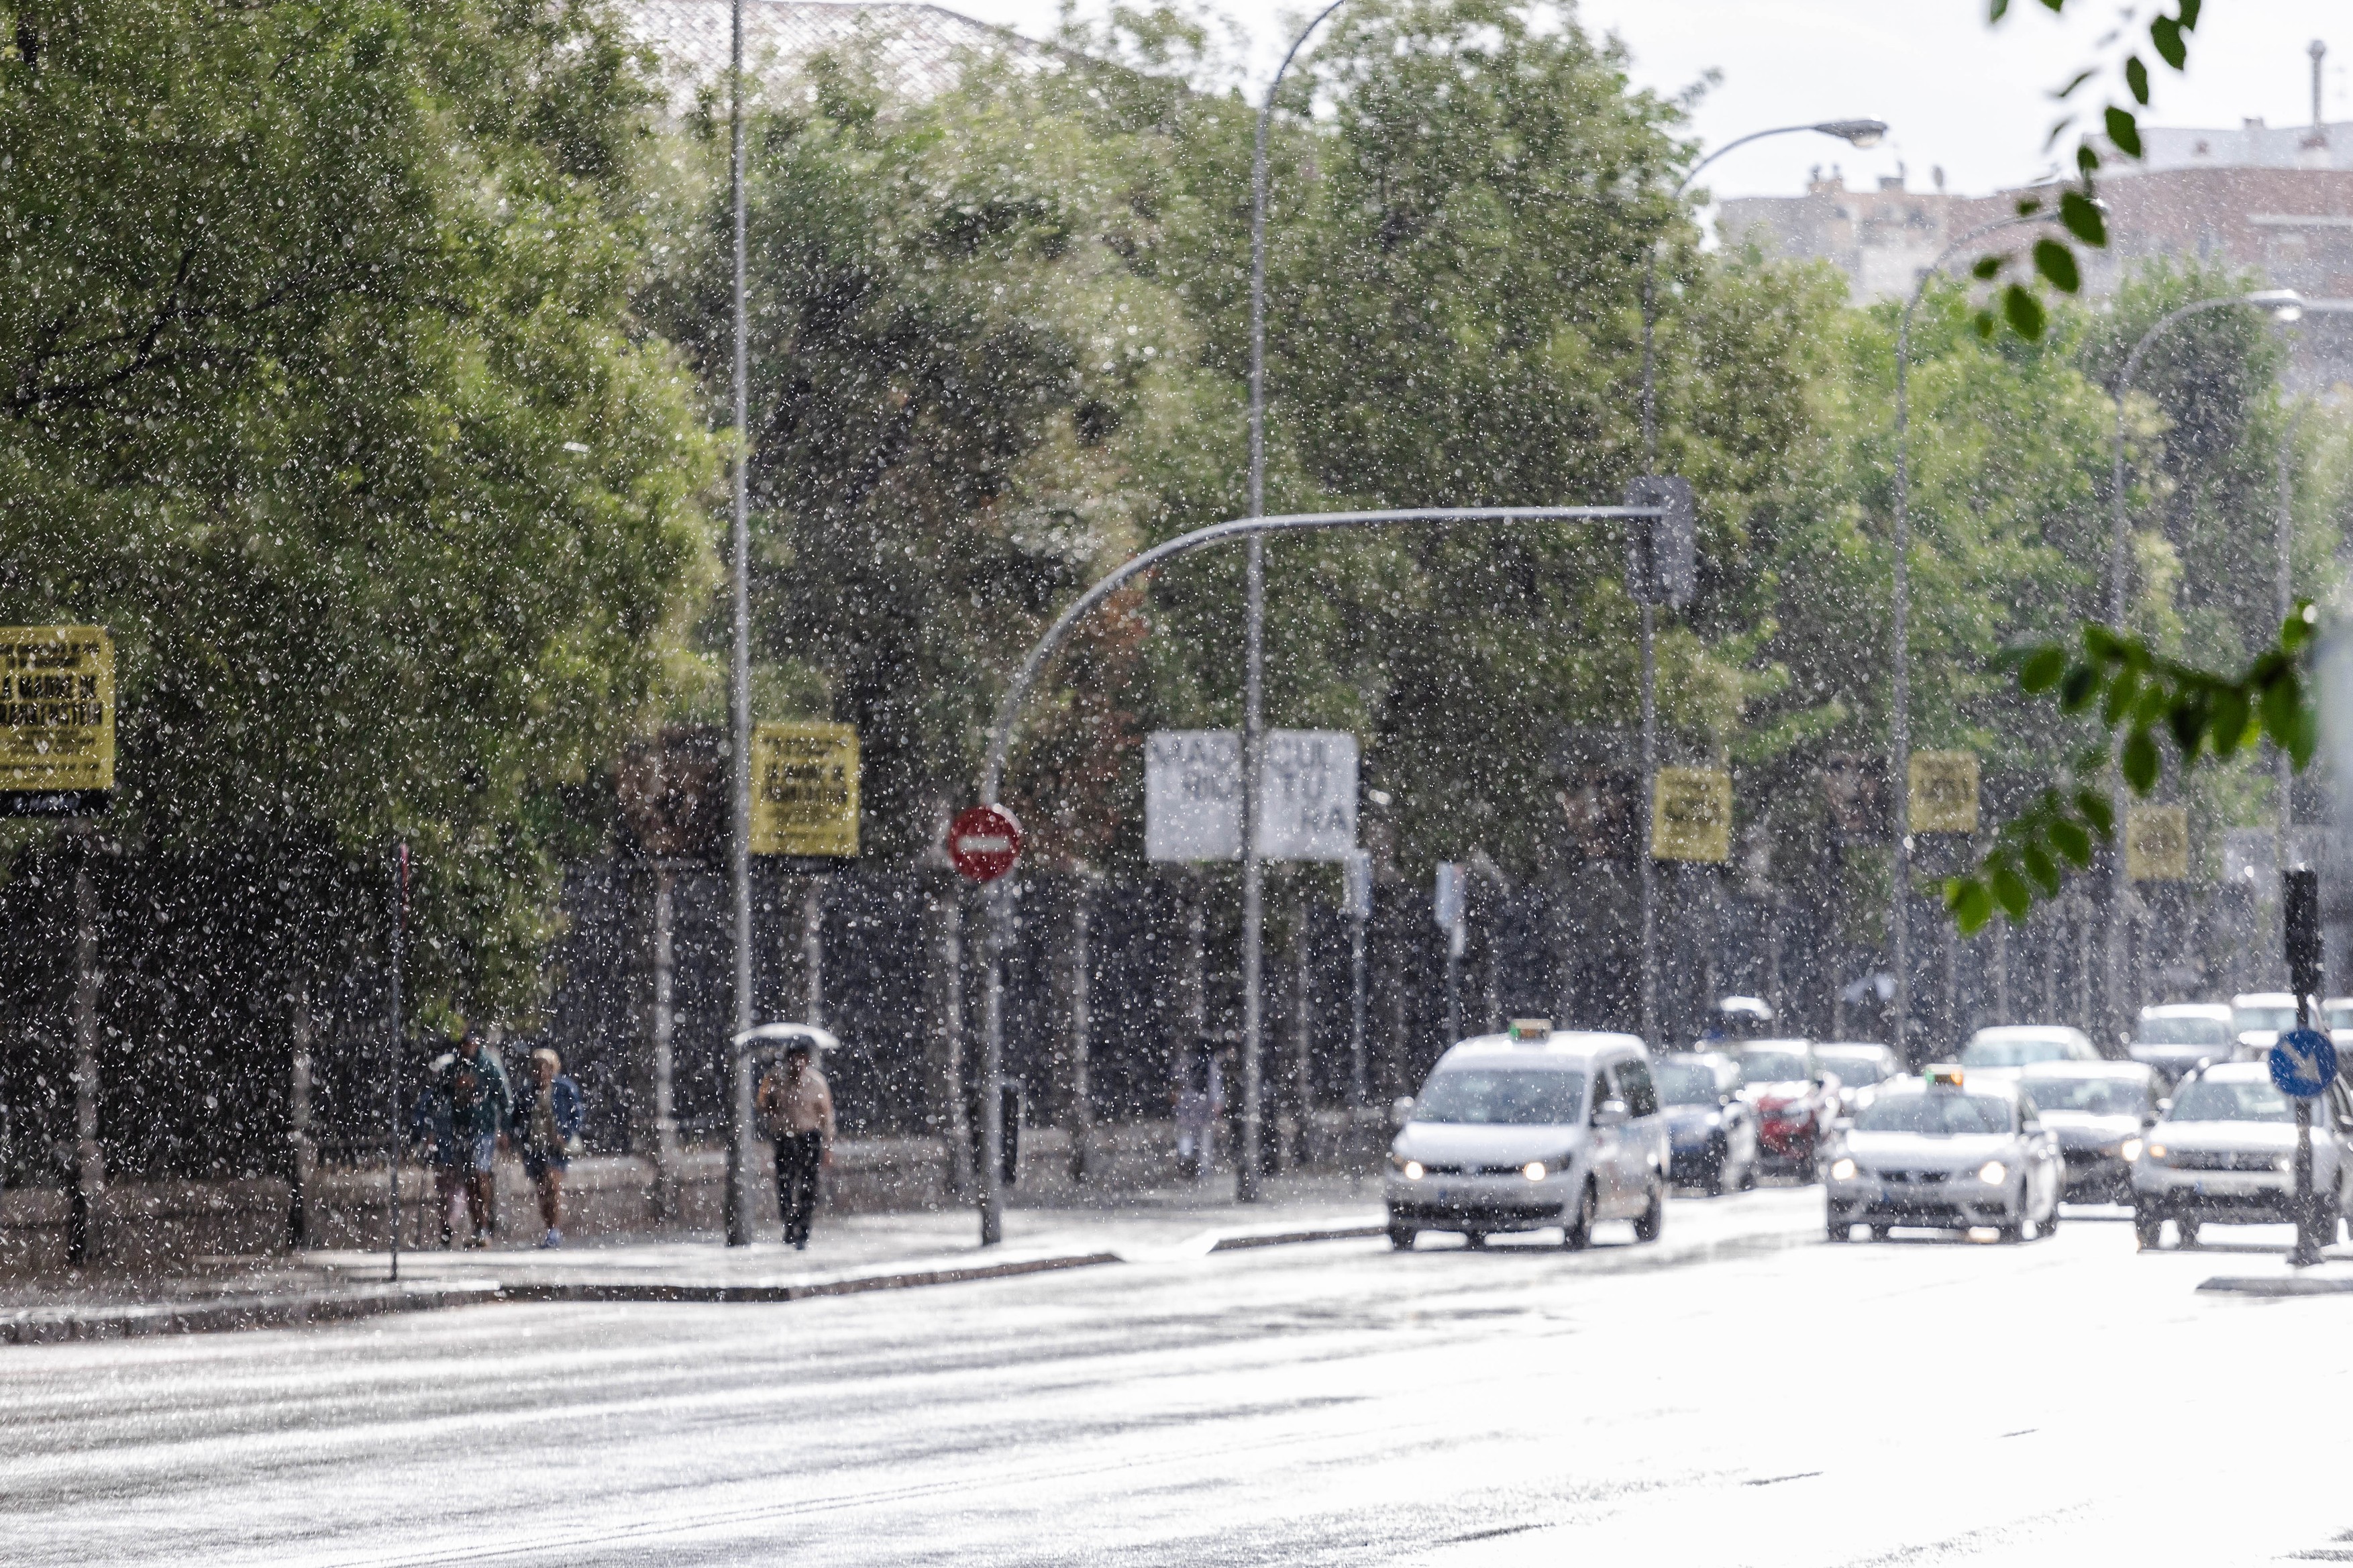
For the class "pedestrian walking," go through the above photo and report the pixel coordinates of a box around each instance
[511,1047,584,1249]
[755,1039,835,1249]
[1172,1039,1224,1182]
[411,1053,464,1247]
[433,1026,513,1248]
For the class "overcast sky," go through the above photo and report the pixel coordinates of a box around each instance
[946,1,2349,198]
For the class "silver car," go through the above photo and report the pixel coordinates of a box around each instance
[2230,991,2299,1061]
[1387,1031,1668,1251]
[2018,1060,2158,1204]
[2127,1002,2234,1086]
[1824,1070,2063,1243]
[2130,1061,2353,1249]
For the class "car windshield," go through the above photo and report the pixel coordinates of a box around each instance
[2025,1078,2146,1116]
[2169,1079,2292,1123]
[1855,1094,2014,1135]
[2136,1015,2231,1047]
[2329,1004,2353,1033]
[1740,1051,1810,1085]
[1960,1034,2076,1067]
[1414,1068,1587,1127]
[1818,1055,1889,1086]
[2234,1006,2297,1035]
[1653,1058,1722,1106]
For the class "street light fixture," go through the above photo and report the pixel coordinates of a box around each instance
[1634,115,1885,1051]
[1888,209,2064,1064]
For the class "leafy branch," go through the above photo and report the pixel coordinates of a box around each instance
[1944,601,2319,933]
[1974,0,2203,342]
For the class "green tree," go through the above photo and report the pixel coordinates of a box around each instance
[0,0,716,1016]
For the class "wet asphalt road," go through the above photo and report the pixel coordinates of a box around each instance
[4,1187,2349,1567]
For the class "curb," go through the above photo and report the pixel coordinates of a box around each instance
[0,1282,503,1346]
[0,1220,1388,1344]
[2197,1273,2353,1296]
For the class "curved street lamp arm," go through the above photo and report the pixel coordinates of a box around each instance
[977,505,1657,804]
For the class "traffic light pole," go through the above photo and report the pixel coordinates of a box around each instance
[968,501,1674,1246]
[2285,866,2324,1268]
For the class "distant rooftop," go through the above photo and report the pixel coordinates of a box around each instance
[2124,118,2353,174]
[621,1,1058,109]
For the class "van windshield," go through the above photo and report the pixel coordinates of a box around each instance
[1414,1069,1587,1127]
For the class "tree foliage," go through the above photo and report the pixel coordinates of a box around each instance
[0,0,716,1018]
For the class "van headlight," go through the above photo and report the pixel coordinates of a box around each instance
[1978,1161,2008,1186]
[1830,1157,1857,1182]
[1522,1161,1547,1182]
[2120,1138,2143,1163]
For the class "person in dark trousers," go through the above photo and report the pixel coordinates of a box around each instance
[511,1047,584,1249]
[755,1040,835,1249]
[411,1052,462,1247]
[434,1027,513,1248]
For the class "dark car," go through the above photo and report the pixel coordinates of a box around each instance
[1737,1041,1831,1180]
[1814,1043,1902,1118]
[1653,1051,1759,1196]
[2018,1060,2158,1204]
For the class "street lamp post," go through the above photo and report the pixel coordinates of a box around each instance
[1636,118,1881,1049]
[2107,290,2303,1041]
[1888,211,2062,1065]
[1241,0,1348,1203]
[722,0,754,1247]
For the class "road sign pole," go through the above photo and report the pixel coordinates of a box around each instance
[2285,866,2325,1266]
[978,874,1008,1247]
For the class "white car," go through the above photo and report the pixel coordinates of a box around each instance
[2230,991,2300,1061]
[2127,1002,2234,1085]
[1824,1069,2063,1243]
[2130,1061,2353,1249]
[1956,1025,2103,1080]
[1387,1029,1668,1251]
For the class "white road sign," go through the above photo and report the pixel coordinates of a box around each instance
[1145,729,1358,862]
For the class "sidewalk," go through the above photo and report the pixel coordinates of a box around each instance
[1,1174,1387,1345]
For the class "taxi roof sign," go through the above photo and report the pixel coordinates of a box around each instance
[1924,1065,1965,1088]
[1508,1018,1553,1043]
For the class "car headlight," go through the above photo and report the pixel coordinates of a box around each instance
[1390,1153,1425,1180]
[1704,1112,1722,1129]
[1830,1157,1858,1182]
[2277,1153,2295,1173]
[2146,1142,2170,1164]
[1522,1161,1547,1182]
[2120,1138,2143,1162]
[1978,1161,2008,1186]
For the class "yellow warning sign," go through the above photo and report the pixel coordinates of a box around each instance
[749,722,859,857]
[1907,750,1979,835]
[2126,804,2189,882]
[0,627,114,804]
[1651,768,1732,863]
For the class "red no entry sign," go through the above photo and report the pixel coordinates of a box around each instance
[948,803,1023,882]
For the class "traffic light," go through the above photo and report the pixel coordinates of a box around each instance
[1623,476,1695,611]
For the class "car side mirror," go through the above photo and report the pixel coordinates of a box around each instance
[2156,1098,2172,1116]
[1390,1096,1415,1127]
[1592,1099,1630,1128]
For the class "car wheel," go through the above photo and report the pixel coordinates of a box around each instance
[1634,1174,1665,1243]
[1738,1158,1757,1192]
[1562,1180,1597,1251]
[2133,1208,2163,1250]
[1797,1146,1819,1184]
[1463,1230,1487,1250]
[2038,1203,2061,1239]
[1702,1142,1726,1198]
[1386,1226,1416,1252]
[1996,1218,2024,1245]
[1826,1216,1851,1242]
[1870,1224,1893,1242]
[2175,1217,2200,1249]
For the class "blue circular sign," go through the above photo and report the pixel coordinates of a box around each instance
[2269,1028,2339,1099]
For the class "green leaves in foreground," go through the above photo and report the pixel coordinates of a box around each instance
[1945,602,2321,933]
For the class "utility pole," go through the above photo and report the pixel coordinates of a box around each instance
[722,0,754,1248]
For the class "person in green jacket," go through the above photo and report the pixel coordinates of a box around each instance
[435,1027,513,1248]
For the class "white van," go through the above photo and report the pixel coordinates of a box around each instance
[1385,1026,1668,1251]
